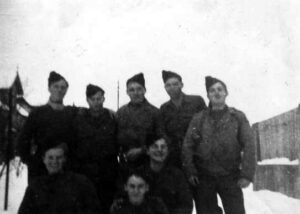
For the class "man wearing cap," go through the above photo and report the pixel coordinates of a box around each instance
[17,71,77,182]
[182,76,256,214]
[160,70,206,168]
[117,73,164,169]
[74,84,118,214]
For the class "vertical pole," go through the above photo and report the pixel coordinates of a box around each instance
[117,81,120,110]
[4,88,13,210]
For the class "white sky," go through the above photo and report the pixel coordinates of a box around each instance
[1,0,300,123]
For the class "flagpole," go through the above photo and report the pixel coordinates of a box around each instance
[117,81,120,110]
[4,87,13,210]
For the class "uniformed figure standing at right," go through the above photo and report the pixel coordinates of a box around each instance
[182,76,256,214]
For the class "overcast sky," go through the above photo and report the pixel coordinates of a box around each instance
[1,0,300,123]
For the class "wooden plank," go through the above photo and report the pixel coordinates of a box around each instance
[254,165,299,199]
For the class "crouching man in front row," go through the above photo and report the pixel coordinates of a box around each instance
[18,138,102,214]
[111,170,169,214]
[182,76,256,214]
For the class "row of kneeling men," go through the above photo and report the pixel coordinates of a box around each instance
[17,70,256,214]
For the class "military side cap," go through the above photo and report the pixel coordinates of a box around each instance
[126,73,145,88]
[162,70,182,83]
[48,71,68,87]
[86,84,105,98]
[205,76,227,93]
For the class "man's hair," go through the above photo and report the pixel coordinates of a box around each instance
[145,133,170,148]
[125,168,149,185]
[41,137,69,157]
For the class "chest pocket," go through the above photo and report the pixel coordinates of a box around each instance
[212,117,242,164]
[193,118,214,160]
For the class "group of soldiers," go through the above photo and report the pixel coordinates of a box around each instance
[16,70,256,214]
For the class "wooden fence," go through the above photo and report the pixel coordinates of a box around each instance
[252,105,300,199]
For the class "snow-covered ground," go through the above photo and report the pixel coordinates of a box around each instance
[1,162,300,214]
[258,158,299,165]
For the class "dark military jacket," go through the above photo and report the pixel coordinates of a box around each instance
[74,107,118,179]
[182,106,256,181]
[117,99,164,152]
[111,197,169,214]
[18,172,102,214]
[160,94,206,148]
[144,165,193,214]
[17,105,77,179]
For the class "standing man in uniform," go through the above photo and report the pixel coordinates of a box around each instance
[160,70,206,168]
[117,73,164,169]
[182,76,256,214]
[74,84,118,214]
[17,71,77,183]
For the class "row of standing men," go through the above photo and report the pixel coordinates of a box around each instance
[17,70,256,214]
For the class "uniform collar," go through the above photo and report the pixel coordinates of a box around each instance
[128,98,149,108]
[47,99,64,110]
[166,93,189,108]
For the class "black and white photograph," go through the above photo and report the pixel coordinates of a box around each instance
[1,0,300,213]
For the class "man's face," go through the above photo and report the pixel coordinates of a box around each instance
[164,77,183,99]
[147,138,169,163]
[126,82,146,104]
[207,82,227,106]
[125,175,149,205]
[43,147,66,175]
[48,80,68,103]
[87,91,105,112]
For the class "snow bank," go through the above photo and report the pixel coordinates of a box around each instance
[258,158,299,165]
[251,188,300,214]
[0,163,27,214]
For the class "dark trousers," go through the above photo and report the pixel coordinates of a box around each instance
[193,174,245,214]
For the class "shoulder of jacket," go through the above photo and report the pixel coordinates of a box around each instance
[117,104,128,112]
[192,109,208,120]
[186,94,203,101]
[106,108,117,119]
[160,101,170,110]
[228,107,248,121]
[28,105,47,116]
[76,107,88,116]
[146,102,159,111]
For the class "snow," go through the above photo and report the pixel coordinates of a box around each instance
[0,162,27,214]
[1,162,299,214]
[258,158,299,165]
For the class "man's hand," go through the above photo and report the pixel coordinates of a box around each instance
[237,178,251,188]
[110,198,124,213]
[188,175,200,186]
[126,148,143,161]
